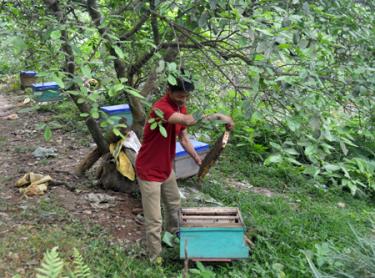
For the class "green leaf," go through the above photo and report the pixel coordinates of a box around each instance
[50,30,61,40]
[284,148,299,155]
[81,66,91,78]
[159,125,167,138]
[287,119,300,132]
[43,126,52,142]
[305,145,317,158]
[154,109,164,119]
[109,83,125,97]
[150,122,158,130]
[286,157,302,166]
[167,62,177,72]
[162,231,174,247]
[77,98,85,104]
[113,45,125,59]
[36,246,64,278]
[167,74,177,85]
[254,54,265,61]
[156,60,165,73]
[340,141,348,156]
[13,37,26,53]
[91,111,99,119]
[80,113,89,117]
[265,154,283,165]
[51,74,65,89]
[303,165,320,177]
[112,128,125,140]
[148,118,156,123]
[323,163,340,172]
[125,87,144,99]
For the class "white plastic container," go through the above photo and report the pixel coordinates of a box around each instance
[174,140,209,179]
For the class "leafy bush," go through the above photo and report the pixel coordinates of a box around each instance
[305,224,375,278]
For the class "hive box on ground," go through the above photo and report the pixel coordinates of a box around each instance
[174,140,209,179]
[100,104,133,126]
[20,71,37,88]
[32,82,63,102]
[179,207,250,261]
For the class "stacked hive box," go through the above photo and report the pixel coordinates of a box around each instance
[179,207,250,261]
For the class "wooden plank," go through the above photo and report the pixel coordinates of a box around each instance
[182,215,239,220]
[197,131,230,182]
[181,207,238,213]
[180,222,243,228]
[192,258,234,262]
[181,212,238,217]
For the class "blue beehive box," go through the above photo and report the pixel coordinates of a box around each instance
[32,82,63,102]
[20,71,37,88]
[100,104,133,126]
[175,140,209,179]
[179,207,250,260]
[21,70,37,77]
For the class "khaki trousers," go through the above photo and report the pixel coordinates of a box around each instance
[138,170,180,259]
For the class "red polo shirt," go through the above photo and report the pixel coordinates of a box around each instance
[135,95,187,182]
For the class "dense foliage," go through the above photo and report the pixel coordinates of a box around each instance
[1,1,374,191]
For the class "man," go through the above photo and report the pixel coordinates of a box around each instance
[135,72,234,261]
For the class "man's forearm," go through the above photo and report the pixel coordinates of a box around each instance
[180,136,201,162]
[202,113,222,122]
[202,113,234,130]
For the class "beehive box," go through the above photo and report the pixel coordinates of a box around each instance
[20,71,37,88]
[179,207,250,261]
[32,82,63,102]
[100,104,133,126]
[175,140,209,179]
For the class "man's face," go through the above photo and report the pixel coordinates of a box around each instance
[168,90,191,107]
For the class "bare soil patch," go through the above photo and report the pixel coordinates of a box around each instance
[0,87,142,245]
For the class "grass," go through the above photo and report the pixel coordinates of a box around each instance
[36,100,89,135]
[1,145,374,277]
[0,135,7,150]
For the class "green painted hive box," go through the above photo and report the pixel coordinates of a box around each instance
[179,207,250,261]
[100,104,133,126]
[32,82,63,102]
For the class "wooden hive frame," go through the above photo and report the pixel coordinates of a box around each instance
[179,207,244,228]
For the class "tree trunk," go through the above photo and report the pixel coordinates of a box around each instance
[45,0,108,155]
[75,147,101,176]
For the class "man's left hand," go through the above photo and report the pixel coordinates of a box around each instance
[194,155,202,165]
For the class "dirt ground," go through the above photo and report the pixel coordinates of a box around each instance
[0,86,143,246]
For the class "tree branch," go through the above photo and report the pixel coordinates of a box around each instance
[149,0,160,45]
[119,11,150,41]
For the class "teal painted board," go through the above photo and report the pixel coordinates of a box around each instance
[100,104,133,126]
[179,227,249,259]
[33,89,63,102]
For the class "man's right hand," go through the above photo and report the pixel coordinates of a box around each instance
[221,115,234,131]
[203,113,234,130]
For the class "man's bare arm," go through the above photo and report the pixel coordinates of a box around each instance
[168,112,234,130]
[168,113,197,126]
[179,129,202,165]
